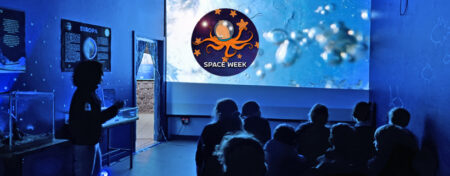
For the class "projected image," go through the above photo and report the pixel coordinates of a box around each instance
[167,0,370,89]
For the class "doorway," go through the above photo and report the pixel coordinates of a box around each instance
[136,80,156,151]
[134,35,159,151]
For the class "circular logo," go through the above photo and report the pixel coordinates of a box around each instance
[191,8,259,76]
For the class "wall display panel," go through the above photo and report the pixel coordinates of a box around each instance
[61,19,111,72]
[0,7,25,73]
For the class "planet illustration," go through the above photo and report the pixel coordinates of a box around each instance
[214,20,234,41]
[82,37,97,60]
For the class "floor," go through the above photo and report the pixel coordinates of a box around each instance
[108,140,197,176]
[136,113,156,151]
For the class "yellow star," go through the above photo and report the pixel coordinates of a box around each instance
[255,42,259,48]
[237,54,242,59]
[194,49,201,57]
[222,57,229,62]
[230,10,237,18]
[236,19,248,31]
[215,9,221,15]
[195,38,201,44]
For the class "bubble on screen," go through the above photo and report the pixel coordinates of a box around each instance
[263,29,288,44]
[275,39,300,66]
[256,69,265,79]
[264,63,275,72]
[289,30,305,41]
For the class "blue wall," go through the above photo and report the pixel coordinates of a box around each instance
[168,82,368,136]
[168,82,369,120]
[370,0,449,175]
[0,0,163,174]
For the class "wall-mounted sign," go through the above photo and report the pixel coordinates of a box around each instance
[61,19,111,72]
[0,7,25,73]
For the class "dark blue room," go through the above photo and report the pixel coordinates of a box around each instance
[0,0,448,176]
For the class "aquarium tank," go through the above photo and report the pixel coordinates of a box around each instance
[0,91,54,152]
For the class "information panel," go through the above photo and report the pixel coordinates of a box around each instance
[61,19,111,72]
[0,7,25,73]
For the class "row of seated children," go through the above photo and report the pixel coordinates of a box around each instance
[195,99,419,176]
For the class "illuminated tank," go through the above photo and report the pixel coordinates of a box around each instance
[0,91,54,152]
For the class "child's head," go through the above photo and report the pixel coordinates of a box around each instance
[309,104,328,125]
[353,102,371,122]
[72,60,103,89]
[389,107,410,127]
[213,99,242,131]
[329,123,355,150]
[214,98,239,120]
[241,101,261,118]
[273,124,296,146]
[215,132,266,176]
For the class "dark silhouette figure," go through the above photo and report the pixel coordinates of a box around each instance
[316,123,364,176]
[265,124,307,176]
[295,104,330,166]
[388,107,418,144]
[196,99,242,176]
[388,107,419,164]
[69,61,124,176]
[242,101,271,145]
[388,107,410,128]
[215,132,266,176]
[352,102,376,165]
[368,124,418,176]
[368,107,419,176]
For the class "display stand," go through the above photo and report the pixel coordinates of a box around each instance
[102,116,139,169]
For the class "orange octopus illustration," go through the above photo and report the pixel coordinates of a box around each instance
[193,19,254,61]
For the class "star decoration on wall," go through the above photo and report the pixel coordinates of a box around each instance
[230,10,237,18]
[194,49,201,57]
[236,19,248,31]
[215,9,221,15]
[237,54,242,59]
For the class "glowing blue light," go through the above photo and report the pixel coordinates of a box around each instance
[99,169,110,176]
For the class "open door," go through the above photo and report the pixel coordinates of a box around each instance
[133,32,160,151]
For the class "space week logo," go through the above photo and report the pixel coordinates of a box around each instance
[191,8,259,76]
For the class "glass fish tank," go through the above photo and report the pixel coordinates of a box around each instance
[0,91,54,152]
